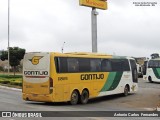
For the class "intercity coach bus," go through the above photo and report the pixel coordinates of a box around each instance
[144,58,160,83]
[22,52,138,105]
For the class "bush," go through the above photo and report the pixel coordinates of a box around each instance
[0,74,22,87]
[0,75,22,79]
[10,81,22,86]
[0,80,10,84]
[0,66,3,71]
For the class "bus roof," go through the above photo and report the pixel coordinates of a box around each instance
[25,52,133,59]
[65,52,112,56]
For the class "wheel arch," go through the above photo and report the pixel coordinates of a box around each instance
[82,88,89,96]
[125,84,130,92]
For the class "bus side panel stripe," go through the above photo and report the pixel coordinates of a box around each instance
[108,72,123,91]
[100,72,123,92]
[100,72,116,92]
[153,68,160,79]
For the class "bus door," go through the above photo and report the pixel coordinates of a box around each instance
[130,60,138,83]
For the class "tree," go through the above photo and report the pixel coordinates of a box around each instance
[0,47,25,75]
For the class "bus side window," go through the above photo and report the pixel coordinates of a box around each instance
[130,60,138,83]
[90,59,101,72]
[78,58,90,72]
[122,59,130,71]
[54,57,60,73]
[67,58,79,73]
[111,59,122,71]
[59,57,68,73]
[101,59,112,72]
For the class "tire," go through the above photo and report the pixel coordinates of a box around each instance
[70,90,79,105]
[80,90,89,104]
[148,76,153,83]
[124,85,129,96]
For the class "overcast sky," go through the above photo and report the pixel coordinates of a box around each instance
[0,0,160,57]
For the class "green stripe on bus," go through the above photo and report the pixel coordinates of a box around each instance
[100,72,123,92]
[108,72,123,91]
[153,68,160,79]
[100,72,116,92]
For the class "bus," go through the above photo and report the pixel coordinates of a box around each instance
[144,58,160,83]
[22,52,138,105]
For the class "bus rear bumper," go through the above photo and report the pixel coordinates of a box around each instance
[22,93,54,102]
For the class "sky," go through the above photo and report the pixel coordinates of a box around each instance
[0,0,160,58]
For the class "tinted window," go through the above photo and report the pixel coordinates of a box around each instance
[90,59,101,72]
[67,58,79,72]
[78,58,90,72]
[111,59,122,71]
[122,59,130,71]
[148,60,160,68]
[55,57,130,73]
[101,59,112,72]
[59,57,68,73]
[54,57,59,72]
[130,60,138,83]
[110,59,130,71]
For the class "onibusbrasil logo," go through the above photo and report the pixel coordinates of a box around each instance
[29,56,43,65]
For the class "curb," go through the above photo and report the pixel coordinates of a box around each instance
[0,85,22,91]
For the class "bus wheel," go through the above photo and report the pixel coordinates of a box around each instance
[70,90,79,105]
[80,89,89,104]
[124,85,129,96]
[148,76,153,83]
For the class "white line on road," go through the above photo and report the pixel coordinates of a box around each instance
[0,85,22,91]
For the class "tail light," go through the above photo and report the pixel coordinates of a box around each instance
[49,77,53,94]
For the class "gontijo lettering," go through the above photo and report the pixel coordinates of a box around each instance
[24,71,48,76]
[81,74,104,80]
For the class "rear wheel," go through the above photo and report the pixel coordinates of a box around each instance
[70,90,79,105]
[124,85,129,96]
[148,76,153,83]
[80,90,89,104]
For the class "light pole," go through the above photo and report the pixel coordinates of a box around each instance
[8,0,10,75]
[61,42,65,53]
[91,8,98,53]
[79,0,107,53]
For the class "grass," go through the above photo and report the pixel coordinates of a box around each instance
[0,74,22,88]
[0,74,22,78]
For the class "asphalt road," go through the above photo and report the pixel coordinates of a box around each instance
[0,78,160,120]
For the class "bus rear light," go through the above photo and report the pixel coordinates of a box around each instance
[49,77,53,87]
[49,77,53,94]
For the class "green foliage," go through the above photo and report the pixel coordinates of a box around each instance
[0,74,22,79]
[0,51,8,61]
[0,47,25,75]
[0,75,22,86]
[10,81,22,86]
[0,66,3,71]
[0,80,10,84]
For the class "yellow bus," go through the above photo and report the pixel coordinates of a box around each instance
[22,52,138,105]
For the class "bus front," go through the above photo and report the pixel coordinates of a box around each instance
[22,52,53,102]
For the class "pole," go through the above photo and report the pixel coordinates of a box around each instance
[61,42,65,53]
[8,0,10,75]
[91,8,98,53]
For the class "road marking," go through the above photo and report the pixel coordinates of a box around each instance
[0,85,22,91]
